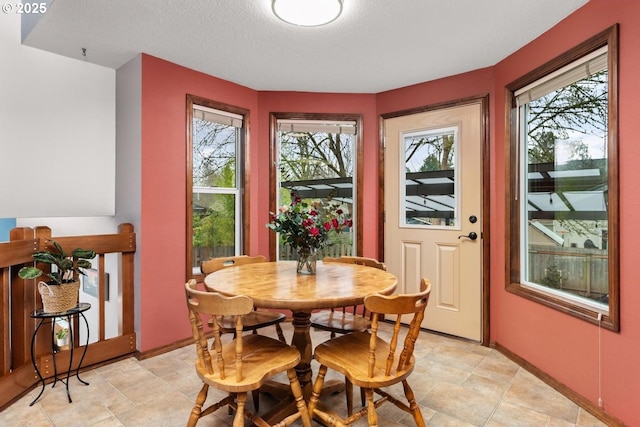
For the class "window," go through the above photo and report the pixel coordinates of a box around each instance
[403,127,457,227]
[186,95,248,279]
[269,113,363,260]
[506,25,619,331]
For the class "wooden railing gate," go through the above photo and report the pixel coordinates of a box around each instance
[0,224,136,410]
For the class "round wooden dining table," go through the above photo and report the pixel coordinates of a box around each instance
[203,260,397,400]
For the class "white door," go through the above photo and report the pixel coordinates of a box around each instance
[383,102,483,341]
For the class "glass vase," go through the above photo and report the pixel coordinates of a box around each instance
[295,247,317,275]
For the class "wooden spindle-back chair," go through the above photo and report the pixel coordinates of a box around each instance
[308,278,431,426]
[310,255,387,413]
[311,256,385,338]
[184,280,311,427]
[201,255,286,344]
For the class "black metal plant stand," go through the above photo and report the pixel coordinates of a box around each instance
[29,302,91,405]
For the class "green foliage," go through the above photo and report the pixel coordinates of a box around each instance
[56,328,69,340]
[420,154,442,172]
[541,263,563,289]
[528,131,557,163]
[18,240,96,285]
[192,161,237,250]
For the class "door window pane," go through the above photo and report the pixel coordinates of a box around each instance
[402,128,457,227]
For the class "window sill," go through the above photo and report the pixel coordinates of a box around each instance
[506,282,618,332]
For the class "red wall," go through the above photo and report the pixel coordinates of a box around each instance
[140,55,259,351]
[376,2,640,424]
[376,68,493,113]
[490,2,640,425]
[255,92,378,258]
[138,1,638,424]
[138,59,379,351]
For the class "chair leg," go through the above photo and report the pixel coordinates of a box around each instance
[275,323,286,343]
[188,383,209,427]
[345,377,353,415]
[365,388,378,427]
[251,389,260,411]
[402,380,425,427]
[233,393,247,427]
[288,368,312,427]
[228,392,235,415]
[308,365,327,416]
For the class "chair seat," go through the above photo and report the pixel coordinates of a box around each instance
[215,310,286,332]
[313,331,415,388]
[310,311,371,334]
[195,334,299,393]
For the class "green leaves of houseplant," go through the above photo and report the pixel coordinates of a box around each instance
[18,240,96,285]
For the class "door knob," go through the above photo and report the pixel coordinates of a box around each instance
[458,232,478,240]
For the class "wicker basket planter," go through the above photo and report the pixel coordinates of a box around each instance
[38,281,80,313]
[18,240,95,313]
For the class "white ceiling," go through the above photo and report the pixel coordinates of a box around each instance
[23,0,589,93]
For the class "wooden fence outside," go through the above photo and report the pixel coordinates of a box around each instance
[528,245,608,301]
[192,242,353,268]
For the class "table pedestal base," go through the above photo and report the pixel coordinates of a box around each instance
[259,310,346,425]
[260,380,346,425]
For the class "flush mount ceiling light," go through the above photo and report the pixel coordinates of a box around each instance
[272,0,343,27]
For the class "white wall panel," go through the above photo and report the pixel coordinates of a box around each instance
[0,11,115,218]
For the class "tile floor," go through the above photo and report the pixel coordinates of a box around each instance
[0,321,607,426]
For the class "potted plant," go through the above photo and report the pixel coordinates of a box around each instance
[55,327,69,348]
[18,240,96,313]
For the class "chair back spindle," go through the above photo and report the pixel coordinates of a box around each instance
[321,256,385,319]
[365,279,431,377]
[211,315,225,379]
[185,280,254,381]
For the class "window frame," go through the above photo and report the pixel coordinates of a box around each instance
[269,112,364,260]
[186,94,250,282]
[505,25,619,331]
